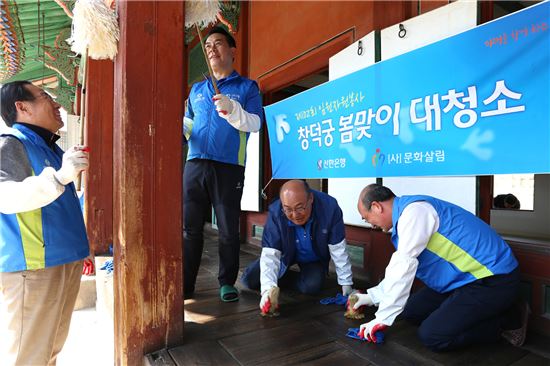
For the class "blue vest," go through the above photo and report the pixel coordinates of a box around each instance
[262,190,345,277]
[392,195,518,293]
[289,219,320,263]
[185,71,263,166]
[0,124,89,272]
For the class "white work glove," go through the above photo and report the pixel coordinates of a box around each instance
[353,293,375,309]
[54,145,89,185]
[213,94,234,118]
[342,285,353,296]
[359,318,388,343]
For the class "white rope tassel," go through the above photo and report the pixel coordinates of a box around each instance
[185,0,221,28]
[68,0,119,60]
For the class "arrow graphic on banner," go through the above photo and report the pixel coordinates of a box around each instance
[341,143,366,164]
[460,128,494,161]
[275,114,290,143]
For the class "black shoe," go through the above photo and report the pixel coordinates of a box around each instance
[501,301,530,347]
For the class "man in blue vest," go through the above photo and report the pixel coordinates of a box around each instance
[352,183,526,350]
[0,81,90,365]
[183,26,263,302]
[241,180,354,315]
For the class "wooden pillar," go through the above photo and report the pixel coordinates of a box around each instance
[113,2,184,364]
[85,59,114,255]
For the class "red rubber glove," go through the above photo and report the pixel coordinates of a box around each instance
[260,290,272,314]
[359,320,388,343]
[261,298,271,314]
[260,287,280,316]
[82,257,95,276]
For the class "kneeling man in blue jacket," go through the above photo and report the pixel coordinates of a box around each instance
[353,184,525,350]
[241,180,354,314]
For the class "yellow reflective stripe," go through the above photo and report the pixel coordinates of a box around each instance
[16,208,45,270]
[238,131,247,166]
[426,232,493,279]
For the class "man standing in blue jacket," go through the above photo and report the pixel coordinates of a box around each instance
[241,180,354,314]
[0,81,90,365]
[183,26,263,302]
[352,184,526,350]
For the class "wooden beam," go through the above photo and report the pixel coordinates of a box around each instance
[113,2,184,364]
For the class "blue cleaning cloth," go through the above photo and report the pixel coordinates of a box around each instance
[346,327,385,344]
[319,293,348,305]
[100,259,114,275]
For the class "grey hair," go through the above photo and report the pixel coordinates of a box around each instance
[360,184,395,210]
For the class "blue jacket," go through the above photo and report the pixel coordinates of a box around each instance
[185,71,263,166]
[0,125,89,272]
[392,195,518,293]
[262,190,345,276]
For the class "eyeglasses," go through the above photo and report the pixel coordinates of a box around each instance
[282,198,311,216]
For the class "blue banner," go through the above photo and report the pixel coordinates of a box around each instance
[264,2,550,179]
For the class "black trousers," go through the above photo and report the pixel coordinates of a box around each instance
[401,268,520,352]
[183,159,245,294]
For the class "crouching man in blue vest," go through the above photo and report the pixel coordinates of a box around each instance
[0,81,90,365]
[353,184,527,351]
[241,180,354,315]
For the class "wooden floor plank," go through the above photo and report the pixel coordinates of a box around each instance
[442,342,529,366]
[508,353,550,366]
[521,333,550,360]
[299,348,371,366]
[314,305,537,366]
[165,230,550,366]
[313,311,441,366]
[195,251,256,273]
[169,340,239,366]
[219,320,336,366]
[184,288,259,323]
[193,273,220,292]
[180,296,343,347]
[256,341,371,366]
